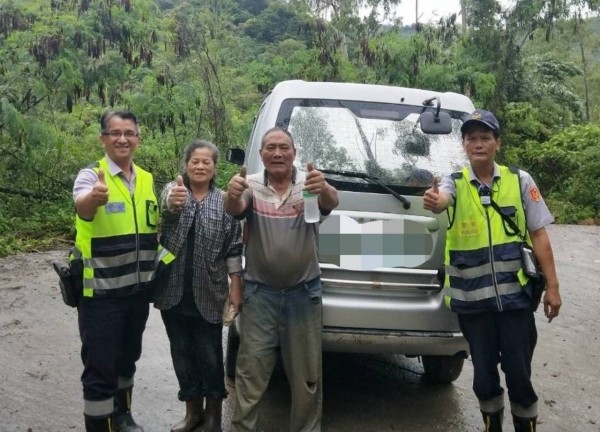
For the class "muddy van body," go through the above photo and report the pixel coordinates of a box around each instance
[227,80,474,382]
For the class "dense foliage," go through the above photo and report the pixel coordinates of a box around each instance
[0,0,599,256]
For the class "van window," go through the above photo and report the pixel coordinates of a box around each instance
[278,99,468,192]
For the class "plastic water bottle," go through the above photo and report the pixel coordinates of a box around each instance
[303,190,320,223]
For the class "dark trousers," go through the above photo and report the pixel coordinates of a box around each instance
[458,308,538,409]
[78,291,150,404]
[161,310,226,401]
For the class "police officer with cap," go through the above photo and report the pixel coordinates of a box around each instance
[423,109,561,432]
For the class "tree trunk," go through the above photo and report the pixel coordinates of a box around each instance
[460,0,467,35]
[415,0,419,31]
[576,12,590,121]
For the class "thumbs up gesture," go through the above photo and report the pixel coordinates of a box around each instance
[304,162,325,195]
[432,176,439,194]
[91,169,109,206]
[227,166,248,201]
[423,177,443,212]
[169,175,188,210]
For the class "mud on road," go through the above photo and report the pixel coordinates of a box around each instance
[0,224,599,432]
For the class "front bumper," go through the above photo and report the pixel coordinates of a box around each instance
[322,327,469,357]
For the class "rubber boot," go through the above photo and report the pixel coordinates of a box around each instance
[113,386,144,432]
[513,415,537,432]
[203,397,223,432]
[170,397,205,432]
[481,408,504,432]
[84,414,112,432]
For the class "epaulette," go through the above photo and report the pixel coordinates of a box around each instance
[508,165,520,175]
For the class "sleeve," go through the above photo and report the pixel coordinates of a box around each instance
[224,213,243,275]
[438,174,456,206]
[72,168,98,202]
[519,171,554,232]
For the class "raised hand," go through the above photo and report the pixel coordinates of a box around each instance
[423,177,441,212]
[169,175,188,210]
[227,166,248,201]
[91,169,109,207]
[304,162,325,195]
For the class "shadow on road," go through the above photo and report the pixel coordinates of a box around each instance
[224,352,478,432]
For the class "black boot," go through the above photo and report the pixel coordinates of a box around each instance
[513,415,536,432]
[170,397,204,432]
[113,386,144,432]
[481,409,504,432]
[84,414,112,432]
[203,397,223,432]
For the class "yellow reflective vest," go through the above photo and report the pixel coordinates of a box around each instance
[444,165,532,313]
[74,158,159,297]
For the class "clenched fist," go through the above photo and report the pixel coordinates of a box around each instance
[423,177,441,212]
[227,166,248,201]
[169,175,188,210]
[91,169,109,207]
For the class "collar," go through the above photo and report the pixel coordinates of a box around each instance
[468,162,500,186]
[262,165,298,186]
[105,154,136,178]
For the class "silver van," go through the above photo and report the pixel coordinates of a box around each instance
[226,80,474,383]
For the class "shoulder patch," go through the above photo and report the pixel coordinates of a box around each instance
[451,172,463,180]
[529,186,541,202]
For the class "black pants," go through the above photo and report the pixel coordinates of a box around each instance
[459,309,538,410]
[78,291,150,405]
[161,310,226,401]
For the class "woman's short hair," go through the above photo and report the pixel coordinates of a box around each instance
[182,139,220,187]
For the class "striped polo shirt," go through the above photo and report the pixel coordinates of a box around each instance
[241,168,321,289]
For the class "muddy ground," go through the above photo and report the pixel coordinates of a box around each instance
[1,224,599,432]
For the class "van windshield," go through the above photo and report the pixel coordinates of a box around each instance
[279,98,468,191]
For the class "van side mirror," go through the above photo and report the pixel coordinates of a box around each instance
[419,111,453,134]
[226,148,245,165]
[419,96,453,134]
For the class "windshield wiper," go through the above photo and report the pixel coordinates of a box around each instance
[321,169,411,209]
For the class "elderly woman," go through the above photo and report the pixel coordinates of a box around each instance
[153,139,243,432]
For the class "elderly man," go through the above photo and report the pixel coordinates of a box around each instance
[225,127,339,432]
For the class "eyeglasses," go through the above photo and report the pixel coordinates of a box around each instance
[103,131,139,139]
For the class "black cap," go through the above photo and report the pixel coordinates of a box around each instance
[461,109,500,134]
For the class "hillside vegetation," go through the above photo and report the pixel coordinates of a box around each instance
[0,0,599,256]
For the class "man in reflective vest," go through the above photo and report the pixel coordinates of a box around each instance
[72,110,158,432]
[423,109,561,432]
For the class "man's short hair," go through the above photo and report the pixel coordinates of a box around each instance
[100,110,140,135]
[261,127,295,149]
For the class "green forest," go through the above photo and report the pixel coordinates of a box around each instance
[0,0,599,256]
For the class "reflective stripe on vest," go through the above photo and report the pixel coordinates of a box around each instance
[75,157,158,297]
[444,165,531,313]
[156,244,176,266]
[148,244,177,282]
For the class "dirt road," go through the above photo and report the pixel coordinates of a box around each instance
[0,224,599,432]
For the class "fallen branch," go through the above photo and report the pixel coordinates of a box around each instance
[0,186,50,199]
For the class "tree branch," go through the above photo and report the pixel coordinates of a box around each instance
[0,186,54,200]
